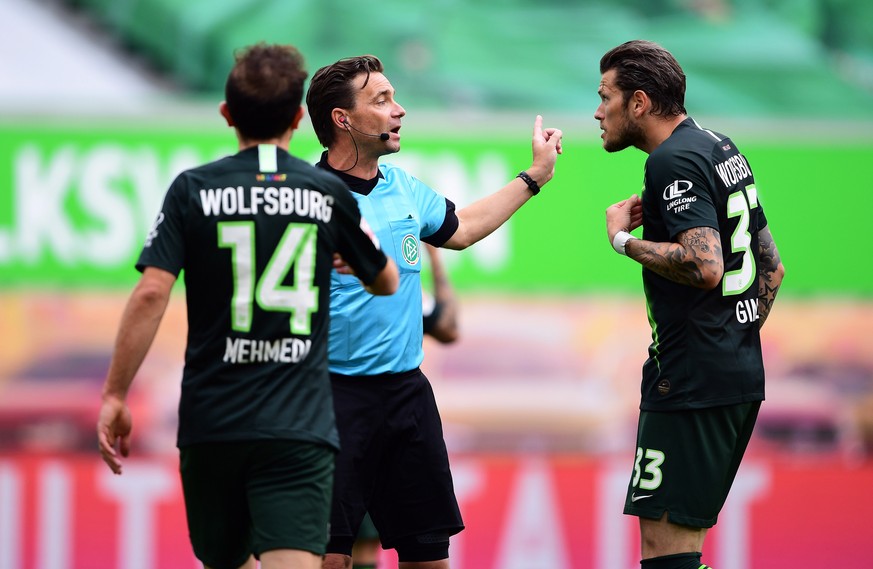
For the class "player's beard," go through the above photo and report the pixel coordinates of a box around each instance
[604,107,645,153]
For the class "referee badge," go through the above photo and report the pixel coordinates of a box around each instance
[401,234,419,266]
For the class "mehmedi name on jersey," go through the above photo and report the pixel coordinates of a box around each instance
[224,337,312,364]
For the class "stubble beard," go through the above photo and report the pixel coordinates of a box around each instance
[604,111,646,153]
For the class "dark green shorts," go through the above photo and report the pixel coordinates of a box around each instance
[180,440,335,569]
[356,511,380,541]
[623,401,761,528]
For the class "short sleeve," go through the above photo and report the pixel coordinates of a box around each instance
[136,175,187,275]
[645,148,718,240]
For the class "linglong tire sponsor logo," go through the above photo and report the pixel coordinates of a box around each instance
[662,179,693,200]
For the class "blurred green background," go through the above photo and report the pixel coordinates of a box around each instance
[1,122,871,296]
[63,0,873,118]
[2,0,872,296]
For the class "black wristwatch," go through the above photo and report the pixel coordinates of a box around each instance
[516,171,540,196]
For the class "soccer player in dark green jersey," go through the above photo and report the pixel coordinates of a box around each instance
[97,43,398,569]
[598,40,785,569]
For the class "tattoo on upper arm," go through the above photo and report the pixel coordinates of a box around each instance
[757,228,781,274]
[757,227,783,327]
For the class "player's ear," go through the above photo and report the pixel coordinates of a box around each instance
[630,90,649,117]
[219,102,235,126]
[291,106,305,129]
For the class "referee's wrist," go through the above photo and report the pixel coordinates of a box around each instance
[516,170,540,196]
[612,230,637,256]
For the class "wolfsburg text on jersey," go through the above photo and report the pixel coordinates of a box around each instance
[223,337,312,364]
[200,186,334,221]
[714,154,752,186]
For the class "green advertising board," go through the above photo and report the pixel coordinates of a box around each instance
[0,120,870,296]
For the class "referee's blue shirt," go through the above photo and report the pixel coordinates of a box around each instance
[327,162,455,375]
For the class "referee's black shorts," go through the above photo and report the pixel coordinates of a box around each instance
[327,368,464,556]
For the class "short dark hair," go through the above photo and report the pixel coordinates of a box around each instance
[600,40,686,117]
[306,55,384,148]
[224,43,308,140]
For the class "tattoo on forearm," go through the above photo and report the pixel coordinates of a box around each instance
[758,280,780,327]
[636,228,722,288]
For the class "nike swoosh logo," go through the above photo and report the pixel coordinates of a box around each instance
[631,493,653,502]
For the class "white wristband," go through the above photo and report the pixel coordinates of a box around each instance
[612,231,637,256]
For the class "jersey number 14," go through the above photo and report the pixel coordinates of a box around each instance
[218,221,319,335]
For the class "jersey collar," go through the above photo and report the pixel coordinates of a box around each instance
[316,151,384,196]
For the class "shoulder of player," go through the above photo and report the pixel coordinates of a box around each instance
[165,161,218,196]
[644,138,716,195]
[270,154,358,198]
[650,126,727,168]
[315,173,364,210]
[171,154,349,201]
[171,152,257,189]
[674,119,734,155]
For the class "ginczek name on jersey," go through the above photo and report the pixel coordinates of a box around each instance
[200,186,334,220]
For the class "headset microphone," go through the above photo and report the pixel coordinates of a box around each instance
[342,117,390,141]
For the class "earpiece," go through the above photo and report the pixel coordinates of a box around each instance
[340,117,389,141]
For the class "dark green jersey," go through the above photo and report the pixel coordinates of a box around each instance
[137,145,388,448]
[640,118,766,410]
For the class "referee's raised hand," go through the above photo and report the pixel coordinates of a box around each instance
[528,114,564,189]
